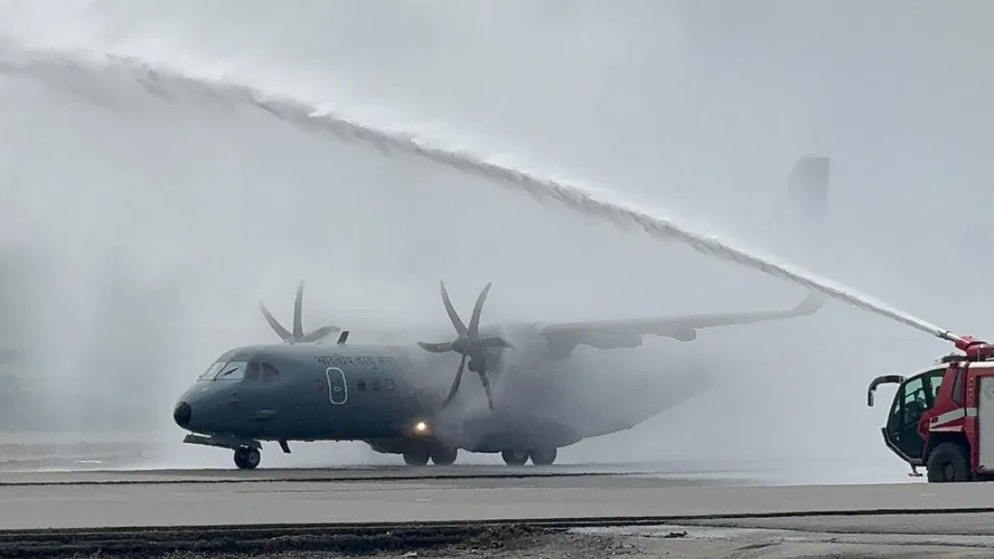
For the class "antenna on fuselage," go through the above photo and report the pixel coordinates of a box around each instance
[337,330,350,345]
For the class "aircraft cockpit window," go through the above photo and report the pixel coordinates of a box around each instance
[260,363,280,383]
[197,362,225,381]
[244,362,260,382]
[215,361,247,381]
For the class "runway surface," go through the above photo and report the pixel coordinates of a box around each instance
[0,466,992,557]
[0,466,990,530]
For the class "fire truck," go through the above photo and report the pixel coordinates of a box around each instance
[867,334,994,482]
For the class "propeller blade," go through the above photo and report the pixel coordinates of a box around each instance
[417,341,454,353]
[293,280,305,340]
[419,281,512,411]
[443,353,468,407]
[476,370,495,411]
[468,282,492,338]
[440,281,468,337]
[259,302,292,341]
[302,325,341,343]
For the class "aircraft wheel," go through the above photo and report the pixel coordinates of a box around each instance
[234,447,261,470]
[430,445,458,466]
[501,449,528,466]
[403,447,430,466]
[530,447,557,466]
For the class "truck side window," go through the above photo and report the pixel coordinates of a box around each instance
[951,368,965,405]
[901,377,927,424]
[925,369,946,406]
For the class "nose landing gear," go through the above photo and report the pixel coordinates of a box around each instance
[183,434,263,470]
[234,446,261,470]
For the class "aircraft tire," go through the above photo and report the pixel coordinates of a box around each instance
[234,447,261,470]
[403,447,430,466]
[501,449,528,466]
[530,447,557,465]
[430,445,458,466]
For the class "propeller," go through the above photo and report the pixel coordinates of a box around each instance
[259,280,341,344]
[417,281,514,410]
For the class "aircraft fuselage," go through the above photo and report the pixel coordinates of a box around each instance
[172,340,587,463]
[175,343,439,441]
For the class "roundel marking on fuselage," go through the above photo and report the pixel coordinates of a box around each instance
[325,367,348,405]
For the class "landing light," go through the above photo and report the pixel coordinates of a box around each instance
[414,421,429,434]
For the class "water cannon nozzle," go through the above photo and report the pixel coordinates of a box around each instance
[953,335,994,360]
[938,330,965,343]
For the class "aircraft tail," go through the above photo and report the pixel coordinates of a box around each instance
[765,155,830,261]
[784,155,832,246]
[775,155,831,309]
[784,155,830,243]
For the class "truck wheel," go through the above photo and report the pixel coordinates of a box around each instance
[926,442,970,482]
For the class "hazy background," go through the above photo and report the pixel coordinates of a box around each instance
[0,0,991,480]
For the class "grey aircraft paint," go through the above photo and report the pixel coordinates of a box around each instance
[171,156,831,469]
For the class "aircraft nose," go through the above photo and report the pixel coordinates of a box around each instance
[173,401,192,429]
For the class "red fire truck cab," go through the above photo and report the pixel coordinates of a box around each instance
[867,336,994,482]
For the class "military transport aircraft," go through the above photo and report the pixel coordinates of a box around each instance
[172,156,831,470]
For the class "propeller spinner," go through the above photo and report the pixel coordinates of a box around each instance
[259,281,341,344]
[417,281,513,410]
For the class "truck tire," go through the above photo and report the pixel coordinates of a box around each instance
[926,442,971,482]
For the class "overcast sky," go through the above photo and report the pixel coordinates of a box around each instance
[0,1,991,475]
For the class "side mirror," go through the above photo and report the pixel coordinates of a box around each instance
[867,374,905,408]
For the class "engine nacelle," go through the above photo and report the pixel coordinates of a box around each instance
[468,357,485,373]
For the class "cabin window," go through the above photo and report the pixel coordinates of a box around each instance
[372,378,381,391]
[357,380,367,391]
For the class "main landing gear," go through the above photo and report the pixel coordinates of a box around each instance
[403,444,459,466]
[502,447,557,466]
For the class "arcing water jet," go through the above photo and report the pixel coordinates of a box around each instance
[0,43,967,346]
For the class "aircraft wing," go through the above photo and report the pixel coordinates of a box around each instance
[523,290,825,360]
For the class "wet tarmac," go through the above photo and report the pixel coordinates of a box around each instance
[0,437,984,558]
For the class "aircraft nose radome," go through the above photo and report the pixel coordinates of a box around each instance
[173,401,192,429]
